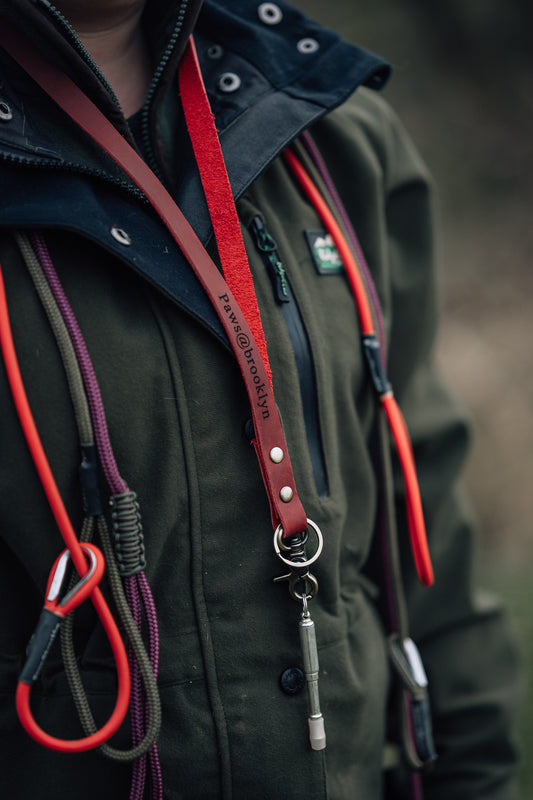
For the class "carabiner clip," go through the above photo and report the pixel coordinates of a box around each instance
[44,542,104,617]
[389,634,437,768]
[19,543,105,686]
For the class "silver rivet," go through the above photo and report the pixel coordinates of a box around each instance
[280,486,294,503]
[0,101,13,122]
[217,72,242,93]
[110,225,131,246]
[207,44,224,59]
[270,447,284,464]
[258,3,283,25]
[297,38,320,54]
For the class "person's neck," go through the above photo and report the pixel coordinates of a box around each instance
[75,9,151,117]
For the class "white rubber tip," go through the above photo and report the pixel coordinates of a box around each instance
[309,716,326,750]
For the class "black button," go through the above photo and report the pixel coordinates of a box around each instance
[243,418,255,442]
[280,667,305,695]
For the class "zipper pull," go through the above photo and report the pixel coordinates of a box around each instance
[250,215,290,304]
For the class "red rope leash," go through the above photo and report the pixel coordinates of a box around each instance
[0,267,131,751]
[283,148,433,586]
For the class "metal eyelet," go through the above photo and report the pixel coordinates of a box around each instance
[0,101,13,122]
[110,225,131,246]
[258,3,283,25]
[217,72,242,93]
[207,44,224,59]
[297,38,320,55]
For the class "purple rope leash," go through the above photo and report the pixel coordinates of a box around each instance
[127,573,162,799]
[299,130,387,363]
[30,234,127,496]
[139,571,163,799]
[31,233,163,800]
[127,576,148,800]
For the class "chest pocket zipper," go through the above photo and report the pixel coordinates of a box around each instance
[250,214,329,498]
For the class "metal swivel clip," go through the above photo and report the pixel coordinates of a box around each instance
[273,519,326,751]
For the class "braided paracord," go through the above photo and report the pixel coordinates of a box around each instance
[28,232,163,799]
[16,232,162,764]
[110,491,146,577]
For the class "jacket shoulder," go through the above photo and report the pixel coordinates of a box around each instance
[312,86,432,191]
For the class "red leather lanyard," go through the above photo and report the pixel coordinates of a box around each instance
[0,21,308,541]
[178,40,272,387]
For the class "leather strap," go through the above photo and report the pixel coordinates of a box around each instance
[0,20,308,539]
[179,39,272,387]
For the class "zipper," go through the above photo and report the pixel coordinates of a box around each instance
[37,0,191,181]
[36,0,123,111]
[250,215,329,498]
[251,215,290,304]
[0,151,148,202]
[140,0,191,179]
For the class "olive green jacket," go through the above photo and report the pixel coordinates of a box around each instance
[0,1,520,798]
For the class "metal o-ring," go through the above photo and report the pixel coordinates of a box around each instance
[276,526,309,553]
[273,518,323,568]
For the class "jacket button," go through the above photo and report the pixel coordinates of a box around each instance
[243,418,255,442]
[280,667,305,695]
[257,3,283,25]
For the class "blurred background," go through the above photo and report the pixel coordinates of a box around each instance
[295,0,532,792]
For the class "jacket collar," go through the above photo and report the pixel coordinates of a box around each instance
[0,1,390,344]
[186,1,390,241]
[0,0,389,181]
[0,0,204,134]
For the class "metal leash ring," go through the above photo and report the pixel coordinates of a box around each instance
[273,518,323,569]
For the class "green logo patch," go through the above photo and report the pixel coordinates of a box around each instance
[304,230,344,275]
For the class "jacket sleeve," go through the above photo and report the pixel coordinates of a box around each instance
[379,95,522,799]
[313,88,522,799]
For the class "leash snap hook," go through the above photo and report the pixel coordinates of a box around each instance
[273,519,322,602]
[389,634,438,768]
[273,569,318,602]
